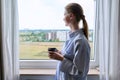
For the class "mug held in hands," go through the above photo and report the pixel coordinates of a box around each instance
[48,48,58,52]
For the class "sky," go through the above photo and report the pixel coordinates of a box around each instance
[18,0,96,30]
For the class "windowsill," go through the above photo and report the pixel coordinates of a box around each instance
[20,68,99,76]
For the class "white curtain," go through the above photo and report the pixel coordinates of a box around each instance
[96,0,120,80]
[0,0,19,80]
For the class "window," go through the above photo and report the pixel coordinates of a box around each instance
[18,0,98,68]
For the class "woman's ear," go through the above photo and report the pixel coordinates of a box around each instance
[69,13,75,20]
[69,13,73,17]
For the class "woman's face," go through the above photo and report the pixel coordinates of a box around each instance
[63,10,71,26]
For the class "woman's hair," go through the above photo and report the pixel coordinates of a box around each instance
[65,3,89,40]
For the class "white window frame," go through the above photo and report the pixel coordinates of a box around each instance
[20,49,99,69]
[19,0,99,69]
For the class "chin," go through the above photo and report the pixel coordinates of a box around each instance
[65,24,69,26]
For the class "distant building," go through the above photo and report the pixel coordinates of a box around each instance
[47,32,57,41]
[51,32,57,40]
[56,31,68,41]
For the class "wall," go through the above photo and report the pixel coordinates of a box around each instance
[20,75,99,80]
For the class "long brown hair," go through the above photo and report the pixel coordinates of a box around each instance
[65,3,89,40]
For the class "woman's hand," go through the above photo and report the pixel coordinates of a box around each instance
[48,51,64,61]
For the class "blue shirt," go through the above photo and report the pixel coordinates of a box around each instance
[55,29,90,80]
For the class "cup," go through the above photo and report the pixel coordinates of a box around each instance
[48,48,57,52]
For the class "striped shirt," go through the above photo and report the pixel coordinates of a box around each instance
[55,29,90,80]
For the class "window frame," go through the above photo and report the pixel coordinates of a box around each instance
[19,0,99,69]
[20,53,99,69]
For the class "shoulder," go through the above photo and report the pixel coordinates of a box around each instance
[74,34,90,47]
[74,32,84,43]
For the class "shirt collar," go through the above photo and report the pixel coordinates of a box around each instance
[68,29,83,38]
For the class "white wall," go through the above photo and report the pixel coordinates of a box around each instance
[20,75,99,80]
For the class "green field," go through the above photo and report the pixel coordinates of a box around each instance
[20,42,94,60]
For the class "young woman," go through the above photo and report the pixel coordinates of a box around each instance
[48,3,90,80]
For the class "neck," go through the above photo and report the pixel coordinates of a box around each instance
[69,23,80,32]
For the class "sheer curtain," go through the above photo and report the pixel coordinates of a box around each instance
[0,0,3,79]
[0,0,19,80]
[96,0,120,80]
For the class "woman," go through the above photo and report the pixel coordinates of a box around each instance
[48,3,90,80]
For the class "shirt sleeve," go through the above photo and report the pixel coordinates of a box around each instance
[60,38,90,76]
[63,53,74,61]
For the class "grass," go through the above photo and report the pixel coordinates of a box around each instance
[19,42,94,60]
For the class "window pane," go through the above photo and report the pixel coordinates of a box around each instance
[18,0,95,60]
